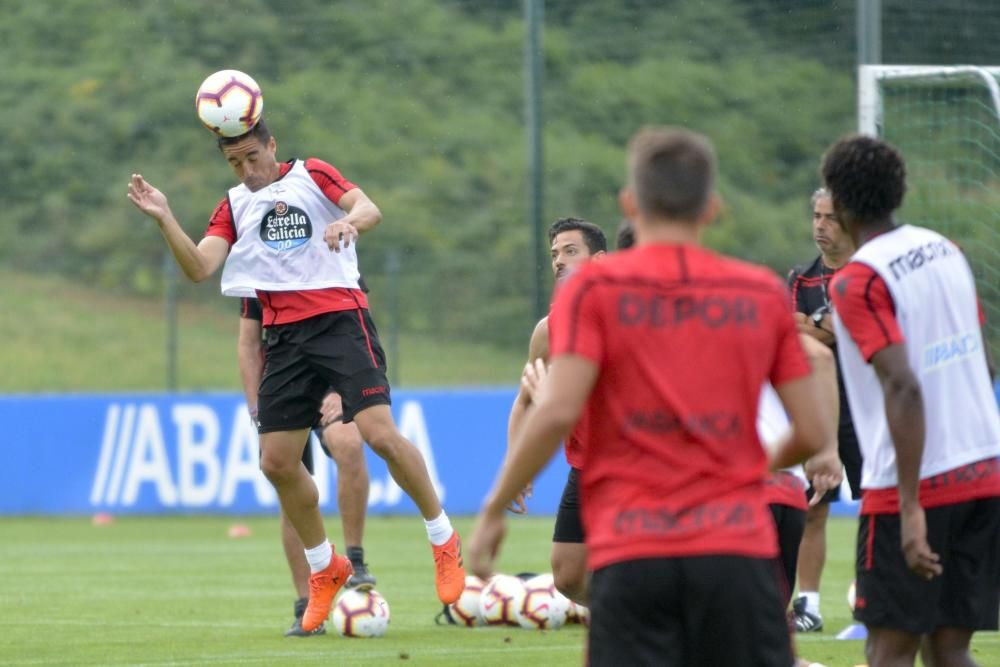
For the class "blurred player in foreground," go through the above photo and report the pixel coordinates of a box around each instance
[823,134,1000,667]
[470,126,831,665]
[239,297,376,636]
[505,217,607,604]
[128,118,464,632]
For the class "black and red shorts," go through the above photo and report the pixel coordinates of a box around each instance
[855,497,1000,634]
[257,309,390,433]
[588,556,793,667]
[553,467,585,544]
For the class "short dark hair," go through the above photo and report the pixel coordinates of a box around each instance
[615,218,635,250]
[547,217,608,254]
[821,134,906,225]
[217,118,271,151]
[627,127,715,222]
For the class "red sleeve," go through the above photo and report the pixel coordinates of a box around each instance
[305,158,357,207]
[830,261,904,361]
[771,309,812,386]
[204,196,236,245]
[549,269,604,365]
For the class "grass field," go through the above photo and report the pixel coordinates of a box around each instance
[4,515,996,666]
[0,270,525,392]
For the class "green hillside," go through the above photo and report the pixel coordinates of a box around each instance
[0,270,523,392]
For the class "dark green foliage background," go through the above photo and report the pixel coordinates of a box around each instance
[2,0,996,352]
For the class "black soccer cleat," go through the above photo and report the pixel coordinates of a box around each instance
[285,596,326,637]
[346,561,377,591]
[792,595,824,633]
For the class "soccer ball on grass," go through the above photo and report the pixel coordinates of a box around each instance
[518,573,571,630]
[448,575,487,627]
[478,574,526,626]
[331,588,390,638]
[194,69,263,138]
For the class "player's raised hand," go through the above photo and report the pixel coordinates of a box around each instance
[325,220,359,252]
[127,174,171,222]
[900,504,942,580]
[520,358,549,403]
[467,507,507,581]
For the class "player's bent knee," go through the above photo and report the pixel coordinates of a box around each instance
[259,455,298,482]
[552,546,588,601]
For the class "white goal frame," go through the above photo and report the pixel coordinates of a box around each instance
[858,64,1000,136]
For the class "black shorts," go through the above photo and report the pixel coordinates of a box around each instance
[769,503,807,607]
[589,556,794,667]
[552,467,585,544]
[855,497,1000,635]
[807,422,863,503]
[258,310,390,433]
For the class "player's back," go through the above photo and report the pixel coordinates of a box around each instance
[549,242,809,569]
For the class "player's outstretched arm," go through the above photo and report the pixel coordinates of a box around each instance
[503,317,549,514]
[237,314,264,419]
[770,372,831,471]
[127,174,228,282]
[870,343,941,580]
[797,335,843,503]
[469,353,596,579]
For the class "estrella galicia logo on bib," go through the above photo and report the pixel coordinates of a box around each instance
[260,201,312,251]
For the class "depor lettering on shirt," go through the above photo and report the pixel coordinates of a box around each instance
[617,293,758,329]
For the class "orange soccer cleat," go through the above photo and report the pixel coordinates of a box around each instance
[432,530,466,605]
[301,553,353,632]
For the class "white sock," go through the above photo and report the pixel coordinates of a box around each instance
[424,511,454,546]
[801,591,821,616]
[304,541,332,574]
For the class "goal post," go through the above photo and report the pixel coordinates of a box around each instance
[857,65,1000,361]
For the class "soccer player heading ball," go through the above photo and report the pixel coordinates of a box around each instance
[127,74,465,633]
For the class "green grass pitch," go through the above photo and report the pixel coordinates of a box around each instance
[1,516,997,666]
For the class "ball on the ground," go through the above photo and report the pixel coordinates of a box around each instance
[331,588,390,638]
[518,573,571,630]
[478,574,525,626]
[194,69,263,137]
[448,575,487,627]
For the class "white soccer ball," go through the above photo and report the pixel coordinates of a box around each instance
[847,580,857,611]
[331,588,390,638]
[478,574,526,626]
[448,575,487,627]
[194,69,264,137]
[518,573,571,630]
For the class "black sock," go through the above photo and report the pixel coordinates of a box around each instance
[346,546,365,567]
[293,596,308,619]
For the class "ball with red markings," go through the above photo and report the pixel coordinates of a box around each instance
[331,588,390,638]
[518,573,571,630]
[478,574,525,626]
[448,575,487,627]
[194,69,263,137]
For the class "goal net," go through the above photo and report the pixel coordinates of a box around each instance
[859,65,1000,361]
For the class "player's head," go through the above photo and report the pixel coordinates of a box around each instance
[615,218,635,250]
[547,217,607,280]
[217,119,278,192]
[810,187,851,258]
[821,134,906,237]
[620,126,719,227]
